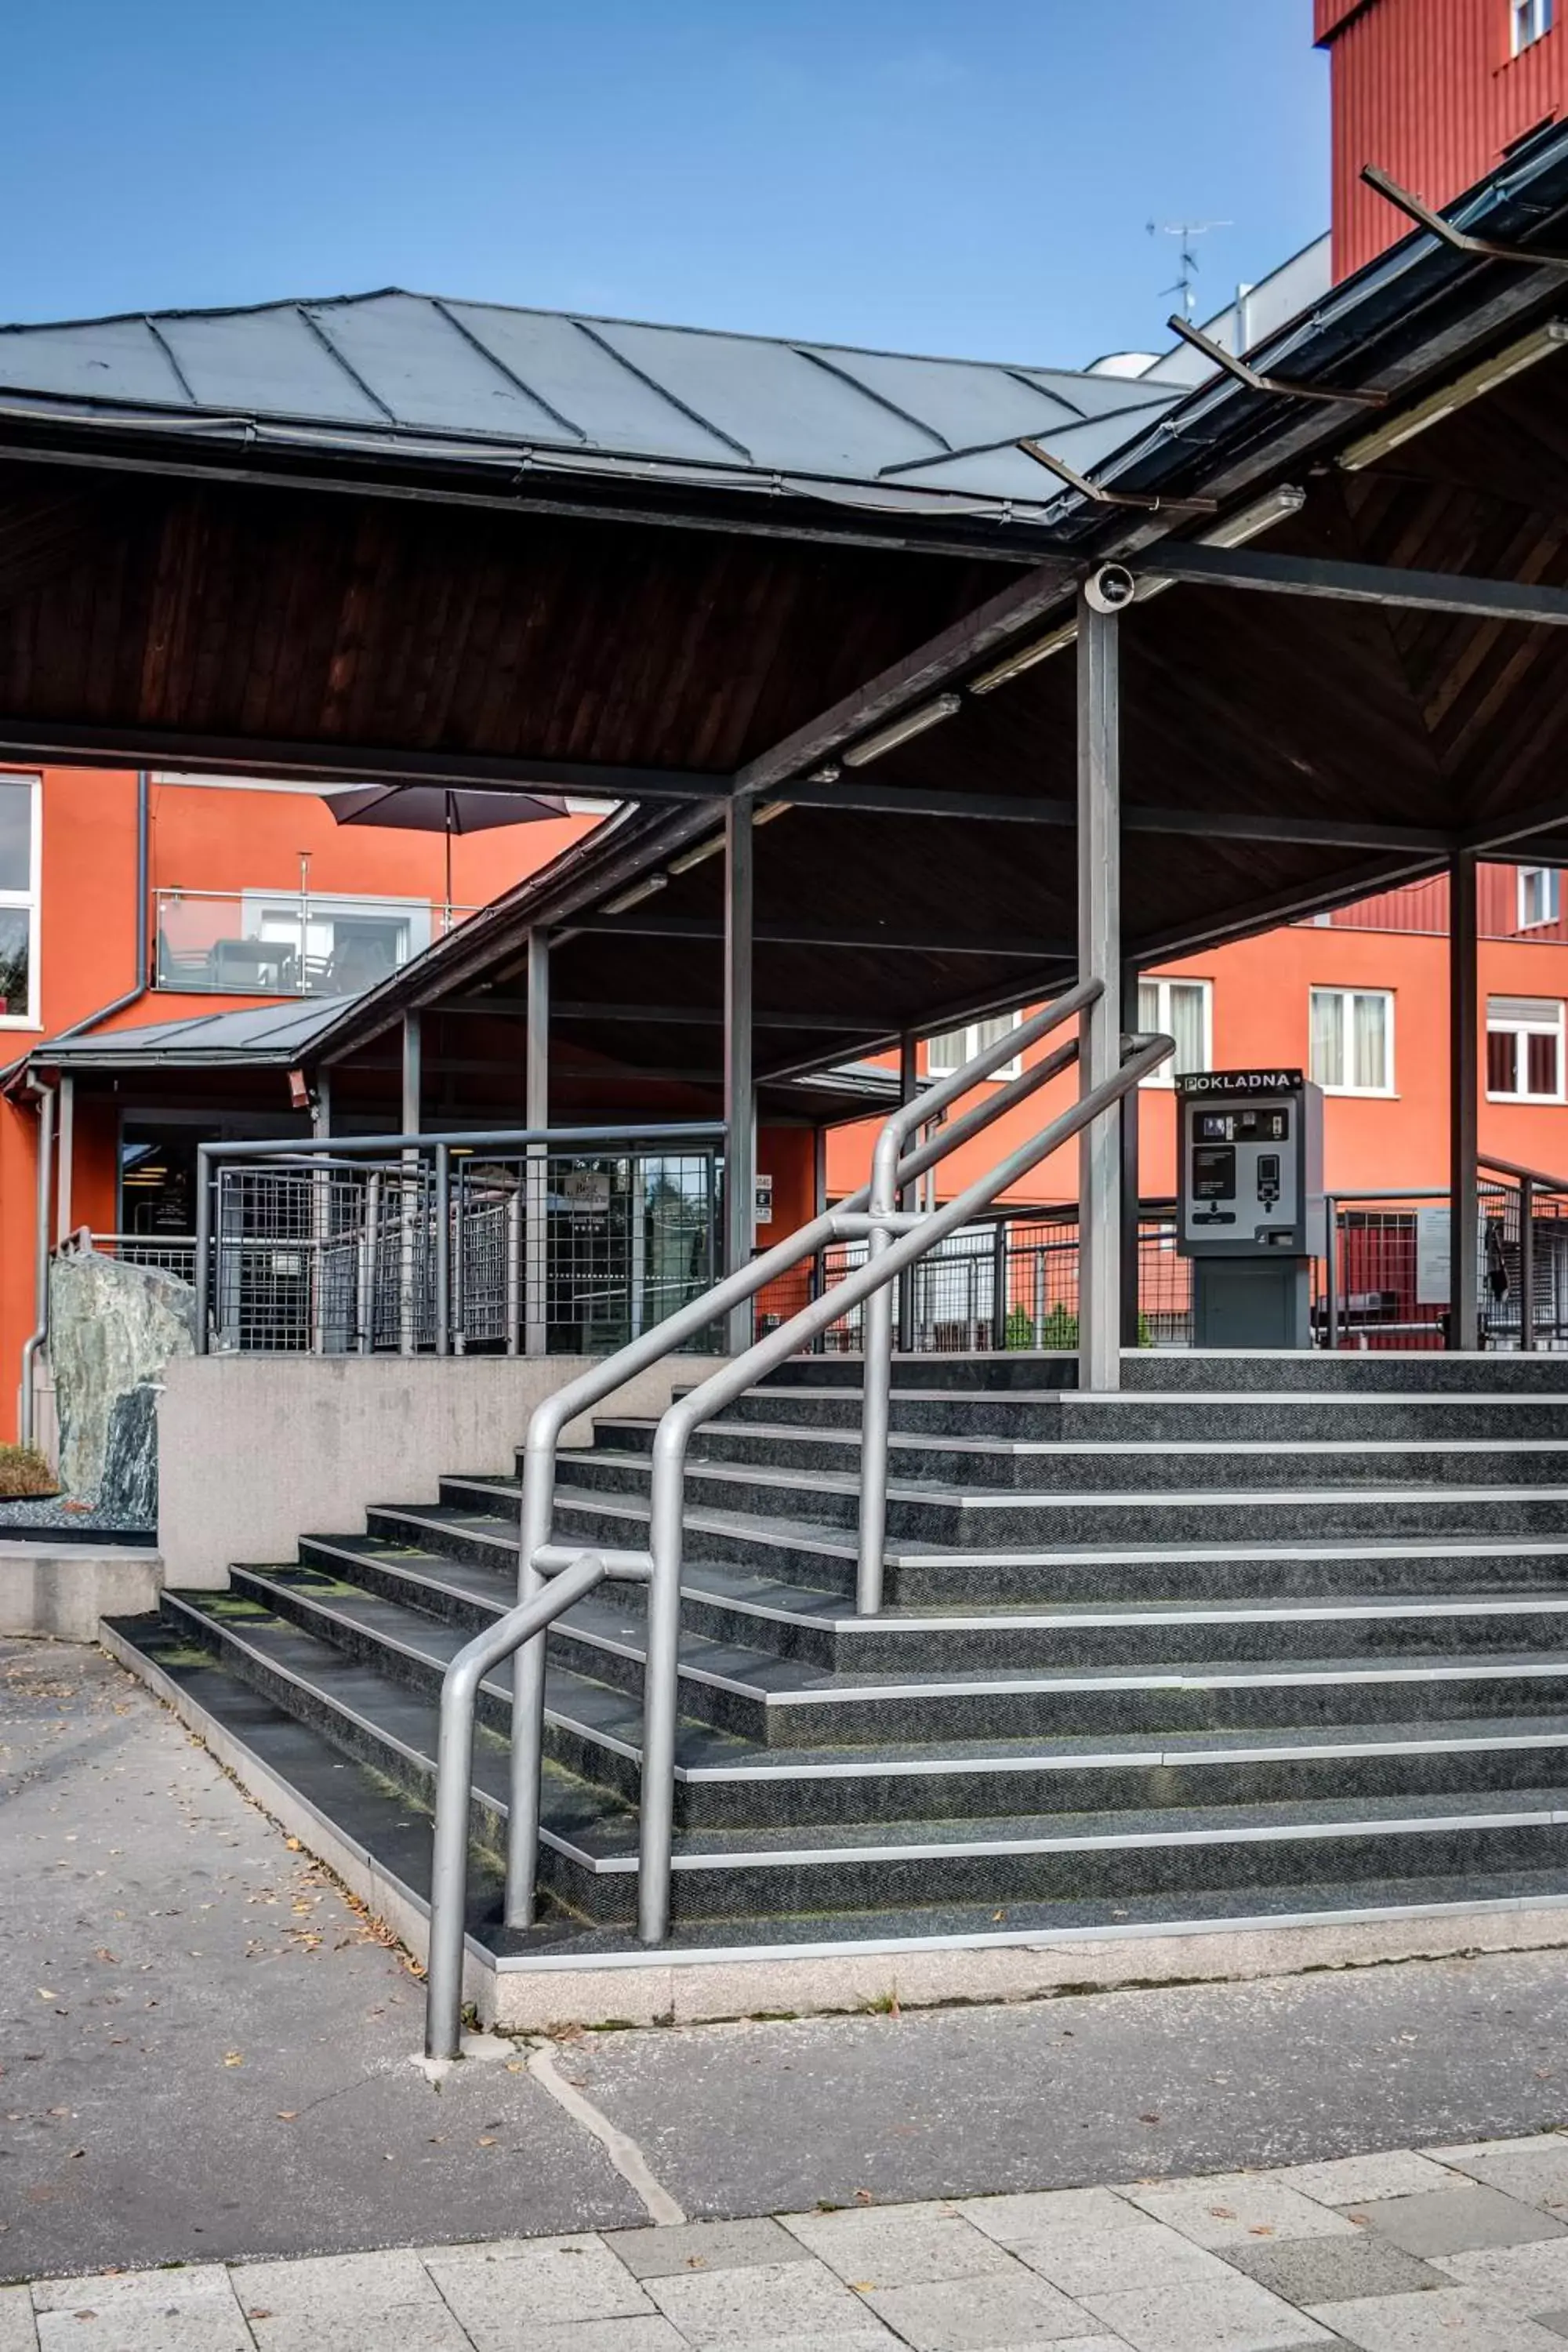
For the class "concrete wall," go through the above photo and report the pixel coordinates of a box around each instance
[1,1545,162,1638]
[157,1353,718,1589]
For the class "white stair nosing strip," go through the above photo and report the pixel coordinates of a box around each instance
[662,1802,1568,1874]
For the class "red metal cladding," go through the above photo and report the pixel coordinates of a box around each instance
[1319,0,1568,278]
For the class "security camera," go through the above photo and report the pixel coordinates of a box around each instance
[1083,563,1136,613]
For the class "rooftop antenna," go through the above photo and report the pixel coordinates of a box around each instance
[1147,219,1232,321]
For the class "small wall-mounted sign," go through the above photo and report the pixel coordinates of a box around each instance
[564,1169,612,1214]
[754,1173,774,1227]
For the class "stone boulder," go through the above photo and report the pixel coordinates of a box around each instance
[49,1251,199,1515]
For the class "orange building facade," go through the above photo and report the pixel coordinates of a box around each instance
[0,764,597,1443]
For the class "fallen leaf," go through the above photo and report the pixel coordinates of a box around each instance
[1248,2225,1275,2238]
[223,2052,244,2068]
[477,2137,498,2149]
[854,2188,873,2205]
[276,2112,296,2122]
[36,1991,56,2002]
[1140,2113,1161,2125]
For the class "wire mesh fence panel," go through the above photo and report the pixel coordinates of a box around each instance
[202,1145,720,1355]
[89,1235,200,1286]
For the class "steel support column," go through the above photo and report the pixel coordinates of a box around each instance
[399,1013,422,1356]
[898,1032,919,1353]
[1077,594,1122,1392]
[54,1076,74,1247]
[724,801,755,1356]
[1450,850,1480,1350]
[1120,957,1142,1348]
[524,930,550,1356]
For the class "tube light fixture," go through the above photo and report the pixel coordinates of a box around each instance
[666,833,724,876]
[753,801,792,826]
[601,873,669,915]
[1338,320,1568,473]
[969,619,1078,695]
[840,693,964,766]
[1200,482,1307,548]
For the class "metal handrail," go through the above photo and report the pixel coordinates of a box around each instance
[423,984,1172,2057]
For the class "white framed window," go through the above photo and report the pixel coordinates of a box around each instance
[1519,866,1561,929]
[0,773,42,1029]
[1310,985,1395,1095]
[926,1011,1022,1080]
[1512,0,1552,54]
[1137,976,1212,1086]
[1487,995,1565,1101]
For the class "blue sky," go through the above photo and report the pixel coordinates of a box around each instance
[5,2,1327,370]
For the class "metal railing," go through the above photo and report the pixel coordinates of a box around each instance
[191,1127,724,1357]
[1321,1156,1568,1351]
[423,982,1173,2056]
[753,1203,1194,1353]
[80,1232,201,1285]
[154,888,478,998]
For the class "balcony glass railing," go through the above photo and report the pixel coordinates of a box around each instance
[153,890,479,997]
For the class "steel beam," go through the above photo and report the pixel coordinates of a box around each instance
[1450,851,1480,1352]
[1134,542,1568,628]
[732,557,1075,802]
[524,931,550,1357]
[1077,594,1122,1393]
[572,913,1069,958]
[1120,958,1142,1349]
[783,777,1453,851]
[724,803,755,1355]
[0,719,730,806]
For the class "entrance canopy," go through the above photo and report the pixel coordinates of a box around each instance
[6,134,1568,1091]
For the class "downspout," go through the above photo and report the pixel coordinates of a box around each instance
[19,1081,56,1450]
[9,770,152,1446]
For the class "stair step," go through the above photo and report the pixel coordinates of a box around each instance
[219,1570,1568,1828]
[135,1591,1568,1924]
[102,1598,1568,1955]
[712,1386,1568,1442]
[599,1414,1568,1492]
[538,1451,1568,1547]
[540,1483,1568,1605]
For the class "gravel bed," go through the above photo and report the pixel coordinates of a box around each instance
[0,1491,154,1541]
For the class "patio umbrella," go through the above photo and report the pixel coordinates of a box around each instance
[328,783,572,918]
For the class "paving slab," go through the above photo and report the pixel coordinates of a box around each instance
[1122,2171,1361,2248]
[1082,2269,1337,2351]
[956,2187,1147,2245]
[604,2218,809,2279]
[0,2288,34,2352]
[862,2263,1095,2347]
[1307,2288,1568,2348]
[1225,2236,1446,2304]
[1438,2241,1568,2312]
[640,2254,896,2344]
[423,2237,655,2334]
[1352,2189,1566,2259]
[1265,2156,1462,2207]
[779,2199,1012,2286]
[1011,2219,1232,2297]
[1424,2143,1568,2218]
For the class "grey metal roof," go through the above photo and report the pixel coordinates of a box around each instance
[36,996,355,1069]
[0,289,1181,516]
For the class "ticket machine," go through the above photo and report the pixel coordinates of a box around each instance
[1175,1069,1325,1348]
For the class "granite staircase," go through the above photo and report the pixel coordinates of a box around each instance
[110,1349,1568,1960]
